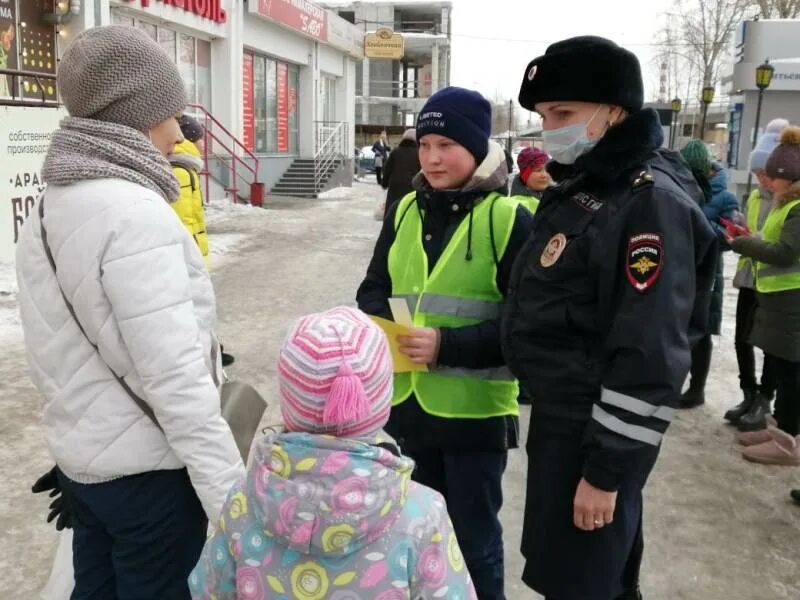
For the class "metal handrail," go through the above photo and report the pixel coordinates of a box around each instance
[313,121,348,192]
[0,68,58,107]
[187,103,260,204]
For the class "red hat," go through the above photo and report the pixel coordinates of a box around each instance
[517,146,549,172]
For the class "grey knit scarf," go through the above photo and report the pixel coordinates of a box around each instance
[42,117,180,202]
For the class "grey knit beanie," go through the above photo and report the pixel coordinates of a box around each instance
[750,118,789,172]
[58,26,186,132]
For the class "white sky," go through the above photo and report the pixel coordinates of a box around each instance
[448,0,675,116]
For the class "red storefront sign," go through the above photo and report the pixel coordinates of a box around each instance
[276,62,289,153]
[120,0,227,24]
[242,53,254,152]
[255,0,327,42]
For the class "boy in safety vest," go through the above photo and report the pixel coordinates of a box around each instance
[357,86,534,600]
[728,126,800,467]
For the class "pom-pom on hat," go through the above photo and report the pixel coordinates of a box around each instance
[766,126,800,182]
[278,307,393,439]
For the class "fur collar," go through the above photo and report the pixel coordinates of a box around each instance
[775,180,800,206]
[548,108,664,184]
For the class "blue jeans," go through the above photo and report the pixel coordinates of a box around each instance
[58,468,207,600]
[405,448,508,600]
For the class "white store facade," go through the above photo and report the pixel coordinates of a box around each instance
[1,0,362,262]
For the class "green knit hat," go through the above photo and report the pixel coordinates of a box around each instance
[681,140,711,175]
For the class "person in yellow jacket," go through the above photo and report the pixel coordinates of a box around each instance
[170,115,209,260]
[356,87,534,600]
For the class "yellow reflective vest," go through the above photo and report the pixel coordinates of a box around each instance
[756,198,800,293]
[387,191,519,419]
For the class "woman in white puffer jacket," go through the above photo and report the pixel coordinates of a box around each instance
[15,26,244,598]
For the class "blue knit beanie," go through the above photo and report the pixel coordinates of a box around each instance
[416,86,491,164]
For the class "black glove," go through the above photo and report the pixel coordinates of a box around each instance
[221,352,235,367]
[32,466,72,531]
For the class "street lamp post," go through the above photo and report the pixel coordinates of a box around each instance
[746,59,776,195]
[670,97,682,150]
[699,85,715,140]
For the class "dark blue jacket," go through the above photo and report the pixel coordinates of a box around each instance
[706,169,740,241]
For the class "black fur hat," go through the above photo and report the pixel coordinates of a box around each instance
[519,36,643,113]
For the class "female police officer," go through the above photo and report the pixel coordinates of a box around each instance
[501,37,718,599]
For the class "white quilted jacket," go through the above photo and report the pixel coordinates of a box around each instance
[15,178,244,520]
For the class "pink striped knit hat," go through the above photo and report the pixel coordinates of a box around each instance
[278,306,393,438]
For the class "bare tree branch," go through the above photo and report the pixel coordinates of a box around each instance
[675,0,751,94]
[755,0,800,17]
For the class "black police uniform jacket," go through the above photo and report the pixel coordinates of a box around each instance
[501,109,718,492]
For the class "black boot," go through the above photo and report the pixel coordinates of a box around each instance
[724,388,757,424]
[678,386,705,409]
[737,393,772,432]
[791,489,800,505]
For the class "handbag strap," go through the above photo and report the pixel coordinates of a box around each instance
[38,195,164,431]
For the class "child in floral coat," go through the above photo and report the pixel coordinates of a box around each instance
[189,306,476,600]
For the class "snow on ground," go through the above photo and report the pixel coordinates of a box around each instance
[0,261,17,297]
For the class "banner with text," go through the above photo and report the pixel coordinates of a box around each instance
[250,0,328,43]
[1,106,64,263]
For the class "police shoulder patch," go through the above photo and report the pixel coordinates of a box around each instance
[626,233,663,292]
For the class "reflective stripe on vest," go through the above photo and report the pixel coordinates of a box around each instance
[737,189,763,274]
[388,191,519,419]
[755,199,800,293]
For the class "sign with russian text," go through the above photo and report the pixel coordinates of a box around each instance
[365,28,404,60]
[250,0,328,43]
[1,105,65,264]
[118,0,227,24]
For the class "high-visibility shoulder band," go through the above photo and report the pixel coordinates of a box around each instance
[601,387,675,422]
[419,293,502,321]
[591,405,663,446]
[433,365,515,381]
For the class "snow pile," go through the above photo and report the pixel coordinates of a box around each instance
[318,186,355,199]
[205,197,268,224]
[0,262,17,298]
[319,183,382,202]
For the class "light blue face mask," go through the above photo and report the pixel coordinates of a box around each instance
[542,106,604,165]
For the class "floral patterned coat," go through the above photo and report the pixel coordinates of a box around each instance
[189,431,476,600]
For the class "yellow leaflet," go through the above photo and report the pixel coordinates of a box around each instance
[369,316,429,373]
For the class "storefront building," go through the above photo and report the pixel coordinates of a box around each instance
[1,0,362,262]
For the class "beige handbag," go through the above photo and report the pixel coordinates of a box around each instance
[220,377,267,462]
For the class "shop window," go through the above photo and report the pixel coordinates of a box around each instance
[244,50,300,155]
[158,28,177,62]
[178,34,196,110]
[253,54,267,153]
[137,20,157,41]
[288,66,299,155]
[1,0,58,103]
[112,13,134,27]
[197,39,211,109]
